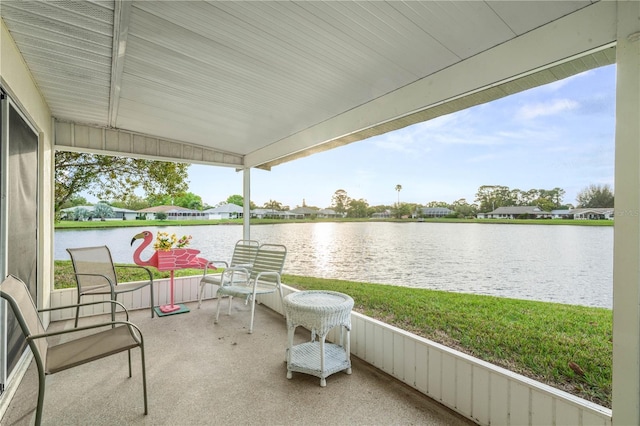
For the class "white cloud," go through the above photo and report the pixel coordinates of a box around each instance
[399,114,507,147]
[517,99,579,120]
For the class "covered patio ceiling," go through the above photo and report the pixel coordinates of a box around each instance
[1,1,615,170]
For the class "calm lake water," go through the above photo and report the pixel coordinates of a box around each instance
[55,222,613,308]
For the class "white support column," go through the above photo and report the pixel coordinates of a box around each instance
[242,168,251,240]
[612,1,640,424]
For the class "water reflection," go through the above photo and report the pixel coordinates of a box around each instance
[55,222,613,308]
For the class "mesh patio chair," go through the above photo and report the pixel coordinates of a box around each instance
[215,243,287,333]
[198,239,259,308]
[0,275,148,425]
[67,246,155,327]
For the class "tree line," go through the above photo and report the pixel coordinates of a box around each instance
[55,152,614,220]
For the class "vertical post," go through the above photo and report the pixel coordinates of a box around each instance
[612,1,640,424]
[0,88,8,395]
[243,167,251,240]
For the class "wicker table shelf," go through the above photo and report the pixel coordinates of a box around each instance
[283,290,354,387]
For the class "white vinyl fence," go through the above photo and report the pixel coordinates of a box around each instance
[49,277,612,426]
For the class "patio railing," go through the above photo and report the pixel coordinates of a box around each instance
[49,277,612,426]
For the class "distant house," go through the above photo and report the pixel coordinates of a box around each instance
[274,211,304,219]
[289,207,319,218]
[477,206,551,219]
[137,205,207,220]
[371,210,391,219]
[550,209,573,219]
[251,208,274,219]
[478,207,615,220]
[60,205,138,221]
[420,207,453,218]
[251,209,304,219]
[317,208,339,218]
[571,208,614,220]
[203,203,244,220]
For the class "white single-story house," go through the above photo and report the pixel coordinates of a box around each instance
[317,208,339,218]
[289,207,319,218]
[60,205,138,221]
[477,206,552,219]
[273,211,304,219]
[250,209,303,219]
[483,208,616,220]
[571,208,615,220]
[550,209,574,219]
[203,203,244,220]
[250,208,276,219]
[136,205,208,220]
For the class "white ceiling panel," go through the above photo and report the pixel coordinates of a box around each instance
[1,0,615,169]
[488,1,595,34]
[387,1,515,59]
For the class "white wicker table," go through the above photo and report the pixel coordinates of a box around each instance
[283,290,354,387]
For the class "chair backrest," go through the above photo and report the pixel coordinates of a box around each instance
[230,240,260,267]
[249,244,287,283]
[1,275,48,362]
[66,246,118,293]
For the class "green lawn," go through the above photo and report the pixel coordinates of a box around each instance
[53,261,612,407]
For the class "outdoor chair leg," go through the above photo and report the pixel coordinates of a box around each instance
[197,282,205,308]
[214,296,222,323]
[74,292,82,328]
[150,285,155,318]
[35,370,45,426]
[248,298,256,334]
[140,345,148,415]
[74,306,80,328]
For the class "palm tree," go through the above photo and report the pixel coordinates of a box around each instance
[395,184,402,207]
[72,207,90,221]
[92,202,114,221]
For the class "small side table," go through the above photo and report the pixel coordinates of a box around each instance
[283,290,354,387]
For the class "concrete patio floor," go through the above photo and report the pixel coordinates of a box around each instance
[4,299,475,425]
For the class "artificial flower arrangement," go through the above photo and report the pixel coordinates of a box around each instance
[153,232,192,251]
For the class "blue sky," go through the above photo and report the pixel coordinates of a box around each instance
[189,64,616,209]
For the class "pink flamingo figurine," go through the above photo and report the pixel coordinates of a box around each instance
[131,231,213,313]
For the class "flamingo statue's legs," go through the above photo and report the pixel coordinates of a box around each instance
[159,270,182,313]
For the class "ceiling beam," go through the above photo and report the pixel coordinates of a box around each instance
[54,121,244,167]
[108,0,132,128]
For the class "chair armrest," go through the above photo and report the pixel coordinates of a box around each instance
[223,266,251,277]
[219,266,251,286]
[73,272,115,290]
[39,299,130,320]
[29,319,143,342]
[254,271,281,281]
[251,272,282,290]
[202,261,227,275]
[114,264,154,281]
